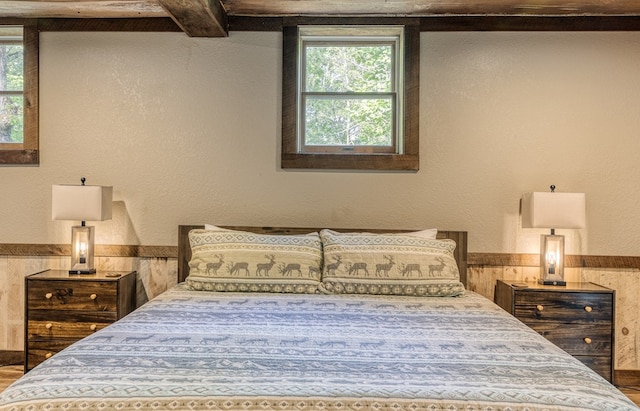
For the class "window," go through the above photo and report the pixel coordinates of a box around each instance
[282,24,419,170]
[0,24,38,165]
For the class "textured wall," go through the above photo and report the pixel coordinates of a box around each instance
[1,31,640,256]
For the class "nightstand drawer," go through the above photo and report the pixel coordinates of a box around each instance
[28,317,113,339]
[525,322,612,356]
[28,280,118,311]
[513,291,612,323]
[576,356,612,382]
[26,340,76,370]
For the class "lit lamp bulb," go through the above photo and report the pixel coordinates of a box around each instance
[79,242,87,264]
[546,251,556,274]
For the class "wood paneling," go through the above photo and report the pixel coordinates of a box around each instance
[0,244,176,258]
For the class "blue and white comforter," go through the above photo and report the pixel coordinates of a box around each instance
[1,284,637,410]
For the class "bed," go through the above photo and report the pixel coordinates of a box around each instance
[1,225,637,411]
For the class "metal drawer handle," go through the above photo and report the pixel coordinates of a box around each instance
[90,324,97,331]
[584,337,592,344]
[45,323,53,330]
[90,294,98,301]
[584,306,593,313]
[45,352,53,359]
[536,305,544,312]
[45,292,53,300]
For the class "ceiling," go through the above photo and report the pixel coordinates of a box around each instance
[1,0,640,37]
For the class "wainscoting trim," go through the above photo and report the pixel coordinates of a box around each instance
[2,245,640,269]
[0,244,177,258]
[0,351,22,367]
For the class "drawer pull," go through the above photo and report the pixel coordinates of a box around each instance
[45,323,53,330]
[584,337,592,344]
[584,306,593,313]
[90,324,97,331]
[536,305,544,312]
[45,292,53,300]
[45,352,53,359]
[90,294,98,300]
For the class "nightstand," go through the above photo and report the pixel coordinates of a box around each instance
[495,279,614,382]
[24,269,136,372]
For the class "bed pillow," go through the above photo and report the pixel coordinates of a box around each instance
[318,229,464,297]
[323,228,438,239]
[186,229,323,293]
[204,224,229,231]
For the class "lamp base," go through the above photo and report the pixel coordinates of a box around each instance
[538,279,566,286]
[70,225,96,274]
[69,268,97,275]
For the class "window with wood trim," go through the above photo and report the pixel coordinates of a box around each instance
[282,25,419,171]
[0,24,38,165]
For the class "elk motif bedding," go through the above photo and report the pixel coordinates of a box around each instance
[1,284,637,411]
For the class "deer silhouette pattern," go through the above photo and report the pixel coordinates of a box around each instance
[186,229,324,293]
[186,229,463,296]
[318,229,464,297]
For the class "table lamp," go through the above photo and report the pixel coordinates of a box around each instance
[521,185,586,286]
[52,177,113,274]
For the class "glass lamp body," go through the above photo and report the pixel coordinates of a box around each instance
[539,234,565,286]
[70,225,96,274]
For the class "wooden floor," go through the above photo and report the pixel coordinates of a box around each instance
[0,365,639,406]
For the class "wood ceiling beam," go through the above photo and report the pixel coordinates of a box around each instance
[224,0,640,16]
[157,0,227,37]
[0,1,167,18]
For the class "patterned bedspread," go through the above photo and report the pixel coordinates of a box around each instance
[1,285,637,411]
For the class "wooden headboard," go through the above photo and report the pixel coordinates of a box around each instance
[178,225,468,286]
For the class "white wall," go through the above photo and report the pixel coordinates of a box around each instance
[1,30,639,256]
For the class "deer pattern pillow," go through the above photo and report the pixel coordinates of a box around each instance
[186,229,323,293]
[318,229,465,297]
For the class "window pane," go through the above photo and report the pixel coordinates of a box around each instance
[304,97,393,146]
[0,27,24,92]
[304,44,393,93]
[0,95,23,143]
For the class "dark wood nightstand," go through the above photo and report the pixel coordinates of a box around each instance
[495,279,615,382]
[24,269,136,372]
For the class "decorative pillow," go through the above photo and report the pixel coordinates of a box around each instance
[186,229,323,293]
[318,229,464,297]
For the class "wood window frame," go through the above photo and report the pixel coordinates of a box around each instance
[282,23,419,171]
[0,22,39,165]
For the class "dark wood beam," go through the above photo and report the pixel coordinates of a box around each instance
[36,17,181,32]
[224,0,640,16]
[0,1,167,18]
[157,0,227,37]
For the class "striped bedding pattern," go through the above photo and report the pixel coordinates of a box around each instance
[1,284,637,410]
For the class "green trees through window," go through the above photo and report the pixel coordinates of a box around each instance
[0,26,24,144]
[303,44,394,148]
[0,24,38,165]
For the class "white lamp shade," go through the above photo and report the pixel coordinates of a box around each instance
[521,191,586,229]
[52,184,113,221]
